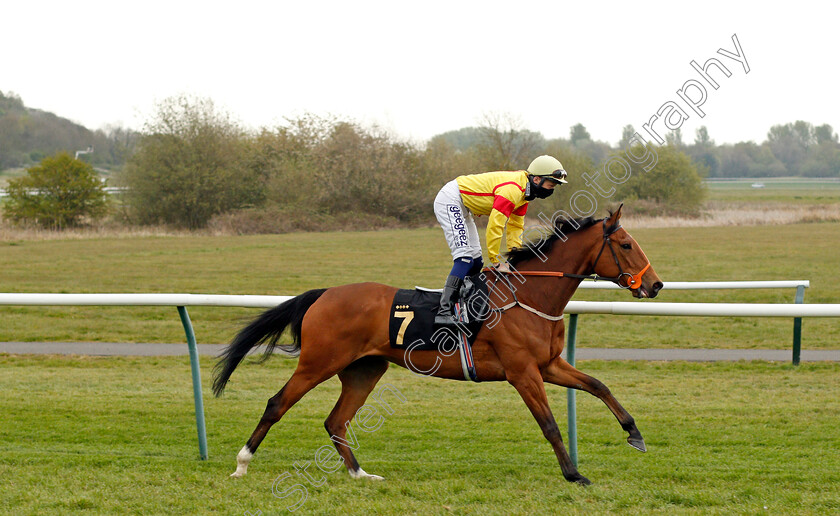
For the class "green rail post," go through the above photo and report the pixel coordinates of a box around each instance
[566,313,579,467]
[178,306,208,460]
[792,285,806,366]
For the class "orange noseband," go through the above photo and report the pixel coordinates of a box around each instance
[625,262,651,290]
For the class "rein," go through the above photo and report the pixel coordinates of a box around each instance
[485,219,651,320]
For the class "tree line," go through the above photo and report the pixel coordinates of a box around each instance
[120,101,707,230]
[4,97,706,230]
[2,89,837,180]
[4,93,836,230]
[438,120,840,179]
[663,121,840,178]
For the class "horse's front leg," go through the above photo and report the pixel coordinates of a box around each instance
[542,356,646,452]
[507,367,591,485]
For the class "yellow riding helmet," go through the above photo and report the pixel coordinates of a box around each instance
[527,155,568,184]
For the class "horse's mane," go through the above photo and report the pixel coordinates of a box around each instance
[506,214,617,266]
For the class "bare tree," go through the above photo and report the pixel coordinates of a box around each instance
[476,112,545,170]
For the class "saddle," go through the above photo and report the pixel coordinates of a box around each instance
[388,274,489,381]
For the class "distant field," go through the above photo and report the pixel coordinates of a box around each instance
[707,178,840,188]
[0,167,26,188]
[0,166,113,190]
[1,222,838,350]
[706,177,840,204]
[2,181,839,514]
[1,356,838,514]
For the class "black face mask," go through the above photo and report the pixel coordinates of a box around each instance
[525,176,556,200]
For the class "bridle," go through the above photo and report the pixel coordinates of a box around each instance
[484,219,652,321]
[500,219,651,290]
[582,219,651,290]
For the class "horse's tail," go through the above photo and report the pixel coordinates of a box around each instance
[212,288,328,396]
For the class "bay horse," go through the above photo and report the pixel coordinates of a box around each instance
[213,205,662,485]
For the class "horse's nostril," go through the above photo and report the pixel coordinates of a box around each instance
[651,281,664,296]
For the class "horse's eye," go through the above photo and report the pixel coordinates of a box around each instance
[620,243,632,250]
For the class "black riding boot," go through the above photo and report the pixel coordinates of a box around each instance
[434,275,463,327]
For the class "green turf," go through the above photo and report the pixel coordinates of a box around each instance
[706,178,840,204]
[0,167,26,187]
[0,355,838,514]
[1,222,838,350]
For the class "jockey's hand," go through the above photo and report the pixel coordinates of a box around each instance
[493,261,512,274]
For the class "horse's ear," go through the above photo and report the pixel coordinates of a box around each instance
[607,203,624,224]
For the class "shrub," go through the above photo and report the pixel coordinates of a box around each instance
[119,96,266,229]
[3,152,108,229]
[613,144,706,215]
[255,116,455,225]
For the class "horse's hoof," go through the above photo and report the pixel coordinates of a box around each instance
[349,468,384,480]
[230,463,249,477]
[231,446,252,477]
[567,473,591,486]
[627,436,647,452]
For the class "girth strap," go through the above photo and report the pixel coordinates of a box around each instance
[486,267,566,321]
[492,300,565,321]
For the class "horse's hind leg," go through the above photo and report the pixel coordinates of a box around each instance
[232,367,339,478]
[324,356,389,480]
[542,356,646,452]
[508,366,591,485]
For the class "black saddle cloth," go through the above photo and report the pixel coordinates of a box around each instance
[388,274,490,351]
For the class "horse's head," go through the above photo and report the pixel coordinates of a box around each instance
[506,204,663,298]
[589,205,663,298]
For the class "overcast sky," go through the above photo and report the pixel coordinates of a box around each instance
[3,1,837,146]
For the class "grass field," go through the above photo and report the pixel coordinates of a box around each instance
[1,355,838,514]
[2,185,839,514]
[0,167,26,188]
[1,222,839,350]
[705,178,840,204]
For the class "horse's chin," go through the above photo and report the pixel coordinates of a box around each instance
[632,283,661,299]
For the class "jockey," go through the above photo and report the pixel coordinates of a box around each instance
[433,155,568,327]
